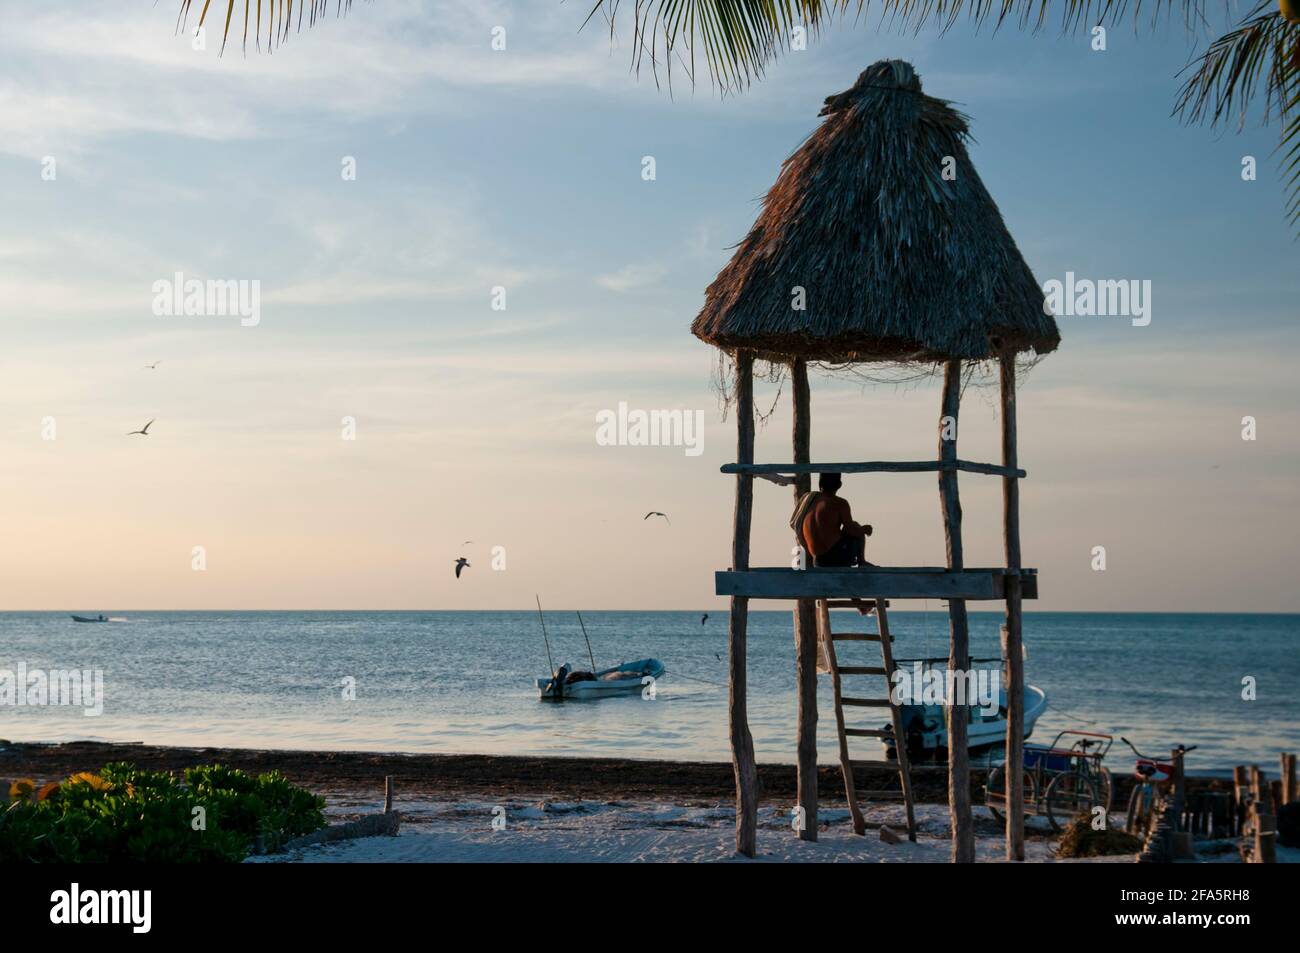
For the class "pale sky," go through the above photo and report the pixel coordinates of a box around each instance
[1,1,1296,612]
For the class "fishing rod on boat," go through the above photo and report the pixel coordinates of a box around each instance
[536,595,555,677]
[575,610,597,673]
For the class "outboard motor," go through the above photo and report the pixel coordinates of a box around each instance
[543,664,570,701]
[906,723,928,764]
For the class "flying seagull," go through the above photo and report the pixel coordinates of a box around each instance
[144,361,161,369]
[643,511,670,524]
[701,613,709,625]
[127,419,155,436]
[462,540,473,545]
[454,557,470,579]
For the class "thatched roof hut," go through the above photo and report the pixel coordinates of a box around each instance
[692,59,1059,364]
[701,59,1056,865]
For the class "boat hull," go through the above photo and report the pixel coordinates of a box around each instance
[882,685,1047,761]
[537,659,665,700]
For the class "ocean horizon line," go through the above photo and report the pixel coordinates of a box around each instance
[5,608,1298,616]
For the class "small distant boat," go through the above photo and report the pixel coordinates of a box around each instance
[70,614,109,623]
[537,658,665,700]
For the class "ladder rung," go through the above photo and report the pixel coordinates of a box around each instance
[843,728,892,738]
[841,696,892,707]
[837,666,888,676]
[831,633,893,642]
[848,761,896,770]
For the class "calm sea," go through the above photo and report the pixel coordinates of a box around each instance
[2,611,1296,772]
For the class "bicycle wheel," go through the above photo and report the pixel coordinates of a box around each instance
[1044,772,1099,832]
[1125,784,1153,836]
[986,765,1037,823]
[1095,767,1113,813]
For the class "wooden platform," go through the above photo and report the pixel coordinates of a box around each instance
[715,566,1037,601]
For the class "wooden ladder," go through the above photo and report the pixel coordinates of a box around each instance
[817,597,917,841]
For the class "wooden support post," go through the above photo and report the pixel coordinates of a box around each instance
[383,775,394,813]
[729,351,759,858]
[999,352,1025,862]
[938,359,974,863]
[1281,753,1296,806]
[791,358,818,842]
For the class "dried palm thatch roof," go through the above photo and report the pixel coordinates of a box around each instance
[693,59,1060,364]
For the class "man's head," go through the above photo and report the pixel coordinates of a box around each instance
[818,472,843,495]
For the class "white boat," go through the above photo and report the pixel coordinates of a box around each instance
[882,683,1047,762]
[537,658,665,700]
[70,614,108,623]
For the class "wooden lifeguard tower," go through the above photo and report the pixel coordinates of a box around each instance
[692,60,1061,862]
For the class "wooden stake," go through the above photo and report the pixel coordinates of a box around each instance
[1255,813,1277,863]
[1282,753,1296,806]
[939,359,973,863]
[1233,765,1248,836]
[791,358,818,842]
[729,351,759,858]
[1171,748,1186,830]
[383,775,394,813]
[999,352,1025,862]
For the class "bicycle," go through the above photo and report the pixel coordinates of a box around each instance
[1120,737,1196,836]
[986,730,1113,832]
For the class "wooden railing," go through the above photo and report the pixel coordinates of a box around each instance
[720,460,1026,478]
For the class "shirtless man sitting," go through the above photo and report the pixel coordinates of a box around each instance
[797,472,872,567]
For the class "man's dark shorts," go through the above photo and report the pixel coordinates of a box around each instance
[813,534,866,568]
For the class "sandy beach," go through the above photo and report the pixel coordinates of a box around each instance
[7,740,1273,864]
[261,786,1286,864]
[257,800,1104,864]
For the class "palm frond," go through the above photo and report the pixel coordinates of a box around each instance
[583,1,823,92]
[1174,2,1299,226]
[1176,3,1293,128]
[177,0,356,55]
[585,2,1207,91]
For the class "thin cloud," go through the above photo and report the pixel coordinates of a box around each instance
[595,262,669,293]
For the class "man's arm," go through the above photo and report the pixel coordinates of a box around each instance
[838,498,872,538]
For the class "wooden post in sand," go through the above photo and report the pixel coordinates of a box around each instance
[1281,753,1296,806]
[1255,812,1277,863]
[1233,765,1248,836]
[384,775,394,813]
[1170,749,1186,830]
[729,351,759,858]
[999,351,1025,862]
[791,358,818,842]
[1250,765,1265,814]
[1241,764,1277,863]
[938,359,974,863]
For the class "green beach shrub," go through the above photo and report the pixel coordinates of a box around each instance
[0,762,325,863]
